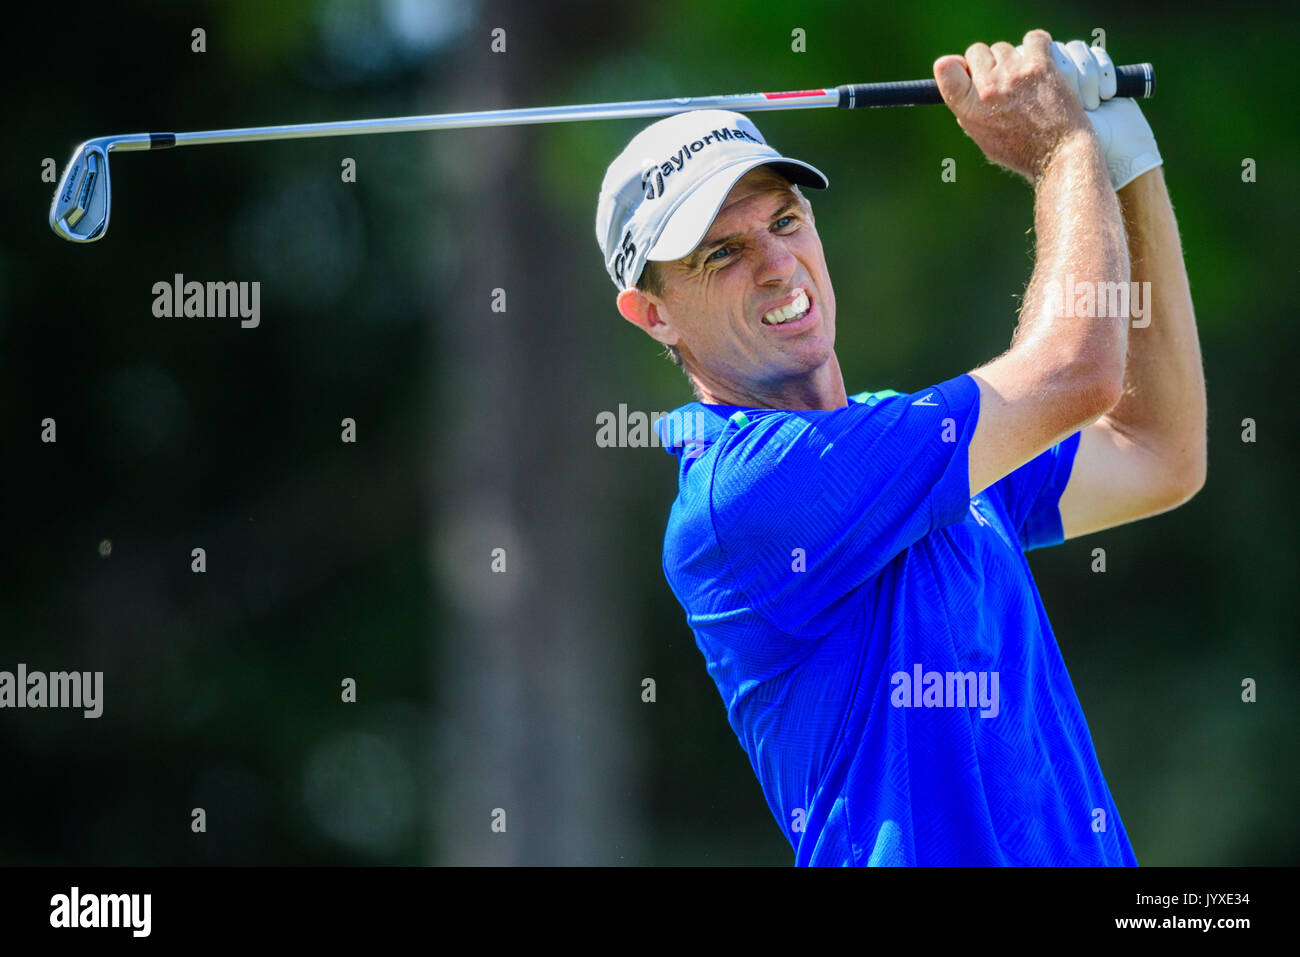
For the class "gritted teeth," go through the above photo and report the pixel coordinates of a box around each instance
[761,288,810,325]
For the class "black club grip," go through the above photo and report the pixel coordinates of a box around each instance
[836,62,1155,108]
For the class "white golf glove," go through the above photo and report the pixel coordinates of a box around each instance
[1020,39,1163,190]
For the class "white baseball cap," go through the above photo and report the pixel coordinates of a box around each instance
[595,109,829,291]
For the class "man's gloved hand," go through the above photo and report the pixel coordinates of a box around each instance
[1020,38,1163,190]
[1084,96,1163,191]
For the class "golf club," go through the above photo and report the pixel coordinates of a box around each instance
[50,64,1155,244]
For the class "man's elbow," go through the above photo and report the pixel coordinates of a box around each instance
[1179,452,1207,503]
[1161,441,1207,508]
[1072,364,1126,423]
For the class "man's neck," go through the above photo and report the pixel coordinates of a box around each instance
[692,354,848,411]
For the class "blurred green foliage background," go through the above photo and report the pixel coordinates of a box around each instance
[1,0,1295,865]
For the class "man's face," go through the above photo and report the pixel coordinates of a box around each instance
[629,167,838,405]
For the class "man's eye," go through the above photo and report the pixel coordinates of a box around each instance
[774,215,796,229]
[707,246,731,262]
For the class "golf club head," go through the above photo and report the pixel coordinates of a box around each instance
[50,138,113,243]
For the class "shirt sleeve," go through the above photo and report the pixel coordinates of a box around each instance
[987,430,1082,551]
[708,373,980,636]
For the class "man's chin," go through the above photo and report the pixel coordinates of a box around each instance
[774,335,835,371]
[758,342,838,387]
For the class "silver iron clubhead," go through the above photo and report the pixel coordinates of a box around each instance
[50,138,113,243]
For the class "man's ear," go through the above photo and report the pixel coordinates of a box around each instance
[616,287,679,348]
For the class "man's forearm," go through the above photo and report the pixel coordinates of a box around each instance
[1012,130,1130,399]
[1103,167,1207,484]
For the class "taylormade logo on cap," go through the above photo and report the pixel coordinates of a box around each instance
[638,124,763,202]
[595,110,828,291]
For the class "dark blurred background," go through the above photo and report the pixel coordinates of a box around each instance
[1,0,1295,865]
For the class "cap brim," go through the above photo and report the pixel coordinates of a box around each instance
[646,157,828,263]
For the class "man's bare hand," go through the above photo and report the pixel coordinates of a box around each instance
[934,29,1095,183]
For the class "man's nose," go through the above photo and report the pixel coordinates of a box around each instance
[753,231,797,283]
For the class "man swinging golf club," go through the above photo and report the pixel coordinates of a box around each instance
[596,29,1205,865]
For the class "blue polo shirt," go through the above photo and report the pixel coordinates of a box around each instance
[657,373,1137,866]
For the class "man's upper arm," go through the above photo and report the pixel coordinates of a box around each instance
[967,351,1120,500]
[1057,416,1199,539]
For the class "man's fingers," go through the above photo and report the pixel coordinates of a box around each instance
[1065,39,1101,109]
[1091,46,1117,100]
[1049,42,1080,96]
[965,42,995,79]
[933,54,973,108]
[990,41,1018,66]
[1020,29,1053,61]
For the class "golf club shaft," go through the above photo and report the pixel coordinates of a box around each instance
[110,65,1156,152]
[49,63,1156,243]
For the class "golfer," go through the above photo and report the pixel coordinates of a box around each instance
[595,30,1205,865]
